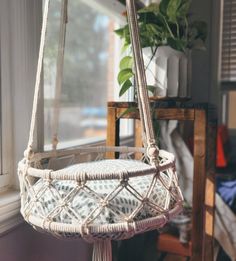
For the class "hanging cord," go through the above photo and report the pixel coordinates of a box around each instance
[51,0,68,151]
[126,0,159,165]
[25,0,50,159]
[135,77,148,148]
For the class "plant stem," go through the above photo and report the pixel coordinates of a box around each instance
[185,17,188,41]
[160,13,175,39]
[145,46,158,70]
[176,22,180,38]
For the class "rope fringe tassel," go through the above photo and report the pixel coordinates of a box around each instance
[92,240,112,261]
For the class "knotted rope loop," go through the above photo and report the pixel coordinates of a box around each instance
[76,172,87,186]
[146,142,159,166]
[42,218,52,231]
[163,212,170,223]
[100,199,109,208]
[52,135,59,151]
[24,147,34,161]
[120,178,129,188]
[125,218,137,236]
[80,223,90,238]
[142,197,149,204]
[44,169,53,181]
[119,171,129,182]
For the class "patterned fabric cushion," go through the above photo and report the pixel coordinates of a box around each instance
[29,159,176,226]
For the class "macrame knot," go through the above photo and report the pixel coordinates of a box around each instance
[142,197,149,204]
[52,135,59,149]
[76,172,87,186]
[120,178,129,187]
[100,199,109,208]
[119,171,129,181]
[80,224,90,238]
[24,147,34,160]
[44,170,52,181]
[125,218,137,236]
[42,218,52,231]
[164,212,170,223]
[147,145,159,159]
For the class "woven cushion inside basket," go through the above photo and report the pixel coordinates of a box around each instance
[29,159,176,226]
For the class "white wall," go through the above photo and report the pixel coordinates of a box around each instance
[190,0,212,102]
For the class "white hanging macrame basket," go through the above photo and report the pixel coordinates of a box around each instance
[18,1,183,260]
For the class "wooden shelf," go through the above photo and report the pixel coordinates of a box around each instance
[106,101,217,261]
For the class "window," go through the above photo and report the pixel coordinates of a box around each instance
[43,0,133,150]
[0,0,135,233]
[221,0,236,132]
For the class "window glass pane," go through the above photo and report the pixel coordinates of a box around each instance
[44,0,124,149]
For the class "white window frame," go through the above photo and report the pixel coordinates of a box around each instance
[0,2,13,191]
[0,0,42,234]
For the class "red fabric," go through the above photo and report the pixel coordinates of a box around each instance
[217,125,230,167]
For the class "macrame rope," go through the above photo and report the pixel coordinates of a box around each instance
[51,0,68,151]
[26,0,50,157]
[126,0,159,164]
[19,1,183,257]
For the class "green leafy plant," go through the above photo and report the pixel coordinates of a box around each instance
[115,0,207,97]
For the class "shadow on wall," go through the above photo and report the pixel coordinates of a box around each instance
[0,223,93,261]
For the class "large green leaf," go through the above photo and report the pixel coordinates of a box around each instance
[159,0,170,15]
[166,0,182,22]
[118,68,134,85]
[139,12,163,26]
[146,23,162,36]
[114,25,130,41]
[138,3,160,15]
[121,42,130,54]
[178,0,191,17]
[114,27,125,37]
[119,80,132,97]
[119,56,133,70]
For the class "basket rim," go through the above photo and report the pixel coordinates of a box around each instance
[22,202,183,239]
[18,148,176,181]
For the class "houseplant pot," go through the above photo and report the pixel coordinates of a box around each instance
[115,0,207,100]
[143,46,192,98]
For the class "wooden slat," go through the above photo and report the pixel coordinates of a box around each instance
[203,120,217,261]
[106,107,120,159]
[192,109,207,261]
[115,107,195,121]
[153,108,195,120]
[204,176,215,261]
